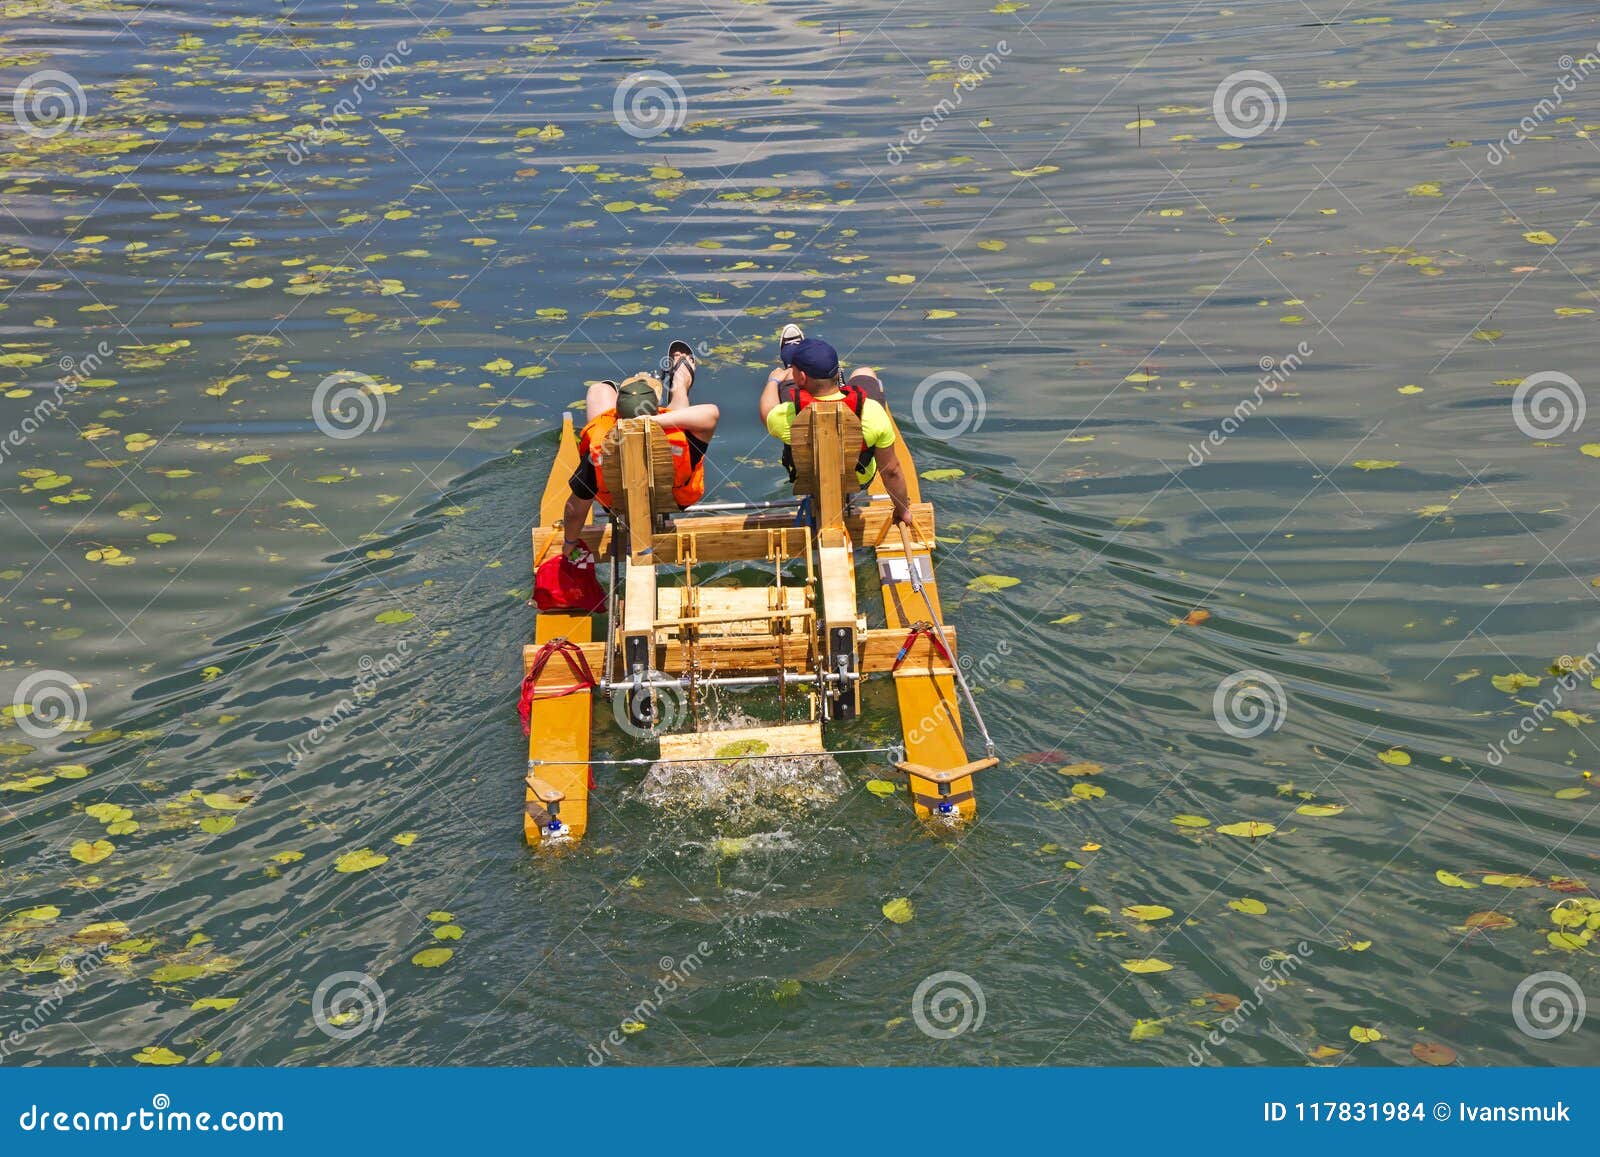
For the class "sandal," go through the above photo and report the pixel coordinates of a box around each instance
[662,339,696,393]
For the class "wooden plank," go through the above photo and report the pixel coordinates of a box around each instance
[620,423,654,561]
[657,723,823,761]
[868,400,974,820]
[523,641,606,676]
[657,585,809,637]
[534,524,816,567]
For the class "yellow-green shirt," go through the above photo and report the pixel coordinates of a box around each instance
[766,394,895,484]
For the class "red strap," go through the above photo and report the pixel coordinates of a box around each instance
[892,623,952,672]
[518,638,597,734]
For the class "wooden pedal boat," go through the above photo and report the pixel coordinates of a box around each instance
[519,389,997,848]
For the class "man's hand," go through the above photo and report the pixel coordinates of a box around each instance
[892,503,915,527]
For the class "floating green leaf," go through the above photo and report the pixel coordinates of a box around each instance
[70,840,114,864]
[1120,958,1174,974]
[882,897,915,924]
[1215,821,1276,838]
[1121,904,1174,922]
[133,1046,185,1066]
[334,848,389,873]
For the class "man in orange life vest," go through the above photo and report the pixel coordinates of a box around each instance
[758,328,915,525]
[562,344,719,560]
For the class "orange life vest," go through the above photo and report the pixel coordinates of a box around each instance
[577,412,704,510]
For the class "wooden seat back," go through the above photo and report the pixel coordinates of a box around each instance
[598,379,678,517]
[790,401,864,499]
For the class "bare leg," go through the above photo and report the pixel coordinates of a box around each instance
[847,367,884,404]
[585,379,619,417]
[666,351,695,410]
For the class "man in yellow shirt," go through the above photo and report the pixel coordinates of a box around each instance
[757,331,914,525]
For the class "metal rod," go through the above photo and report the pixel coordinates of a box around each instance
[687,498,803,512]
[599,671,857,692]
[530,743,901,769]
[897,523,998,759]
[653,607,812,629]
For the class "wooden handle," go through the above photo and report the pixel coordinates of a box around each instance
[524,774,566,804]
[896,757,998,785]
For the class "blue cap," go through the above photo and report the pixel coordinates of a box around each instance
[782,337,839,379]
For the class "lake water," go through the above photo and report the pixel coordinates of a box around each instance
[2,0,1598,1067]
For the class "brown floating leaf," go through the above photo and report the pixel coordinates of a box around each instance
[1411,1041,1457,1066]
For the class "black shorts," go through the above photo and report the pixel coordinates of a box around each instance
[569,430,708,503]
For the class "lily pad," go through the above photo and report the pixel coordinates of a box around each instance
[1120,958,1174,974]
[133,1046,185,1066]
[882,897,915,924]
[1215,821,1276,838]
[334,848,389,873]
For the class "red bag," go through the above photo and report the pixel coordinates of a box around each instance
[534,550,606,613]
